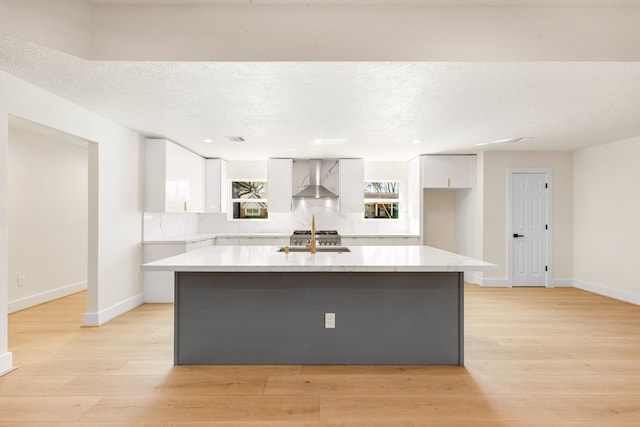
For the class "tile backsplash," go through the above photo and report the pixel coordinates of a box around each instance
[145,198,413,239]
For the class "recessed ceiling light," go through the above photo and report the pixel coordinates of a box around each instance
[475,137,532,146]
[312,138,348,145]
[411,139,423,144]
[203,138,213,143]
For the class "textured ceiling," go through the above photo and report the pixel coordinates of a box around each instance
[83,0,640,5]
[2,35,640,160]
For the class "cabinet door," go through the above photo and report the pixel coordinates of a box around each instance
[421,156,449,188]
[165,141,193,212]
[185,149,205,212]
[146,139,206,212]
[144,139,168,212]
[267,158,293,212]
[448,156,474,188]
[421,155,474,189]
[339,159,364,213]
[206,159,227,213]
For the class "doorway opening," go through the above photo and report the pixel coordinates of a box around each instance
[7,116,91,313]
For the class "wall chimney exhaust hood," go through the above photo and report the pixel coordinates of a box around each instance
[293,159,338,199]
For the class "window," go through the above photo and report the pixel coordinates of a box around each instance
[364,181,400,219]
[231,181,268,219]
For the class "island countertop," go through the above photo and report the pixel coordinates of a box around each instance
[141,245,495,273]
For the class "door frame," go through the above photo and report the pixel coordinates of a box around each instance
[506,168,553,288]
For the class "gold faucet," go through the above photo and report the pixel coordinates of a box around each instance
[305,214,317,254]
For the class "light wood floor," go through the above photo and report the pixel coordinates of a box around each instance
[1,285,639,426]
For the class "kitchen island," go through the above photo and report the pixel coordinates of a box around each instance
[142,245,494,366]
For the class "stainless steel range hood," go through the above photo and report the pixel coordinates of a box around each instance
[293,159,338,199]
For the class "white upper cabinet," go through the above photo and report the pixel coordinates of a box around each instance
[339,158,364,213]
[267,158,293,212]
[205,159,228,213]
[144,138,205,212]
[421,155,474,189]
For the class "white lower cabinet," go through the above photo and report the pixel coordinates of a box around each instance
[342,237,419,246]
[342,237,369,246]
[216,236,288,246]
[143,238,214,303]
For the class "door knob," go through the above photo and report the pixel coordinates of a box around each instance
[513,234,524,238]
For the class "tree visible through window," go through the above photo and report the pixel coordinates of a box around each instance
[231,181,268,219]
[364,181,400,219]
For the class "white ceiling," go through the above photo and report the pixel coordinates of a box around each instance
[83,0,640,5]
[2,2,640,160]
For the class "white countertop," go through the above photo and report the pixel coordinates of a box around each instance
[143,232,420,244]
[143,233,217,244]
[141,245,495,273]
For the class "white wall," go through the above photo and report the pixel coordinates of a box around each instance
[5,3,640,62]
[89,5,640,61]
[478,151,573,285]
[0,112,11,374]
[573,137,640,304]
[193,160,415,236]
[226,160,268,180]
[142,159,415,238]
[7,124,88,312]
[423,190,456,252]
[0,69,143,339]
[0,0,91,58]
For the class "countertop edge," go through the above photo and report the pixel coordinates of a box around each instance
[143,233,421,244]
[141,245,496,273]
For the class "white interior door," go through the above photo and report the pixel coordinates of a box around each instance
[511,173,548,287]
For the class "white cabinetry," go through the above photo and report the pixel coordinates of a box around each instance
[339,158,364,213]
[145,139,206,212]
[205,159,228,213]
[215,236,288,246]
[421,155,474,189]
[143,238,214,302]
[342,236,420,246]
[267,158,293,212]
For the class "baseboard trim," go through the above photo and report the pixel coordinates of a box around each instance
[463,272,479,286]
[83,294,144,326]
[574,279,640,306]
[552,279,574,287]
[477,278,510,287]
[8,281,87,313]
[0,352,13,376]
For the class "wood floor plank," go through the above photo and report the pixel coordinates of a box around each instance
[0,423,165,427]
[264,374,474,396]
[0,375,74,396]
[0,396,102,422]
[299,365,466,376]
[54,375,268,396]
[318,394,562,423]
[164,423,410,427]
[79,395,321,422]
[462,374,640,395]
[3,285,640,425]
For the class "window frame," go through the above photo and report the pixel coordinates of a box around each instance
[229,179,269,220]
[363,180,401,220]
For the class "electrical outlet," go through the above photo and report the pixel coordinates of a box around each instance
[17,274,26,287]
[325,312,335,329]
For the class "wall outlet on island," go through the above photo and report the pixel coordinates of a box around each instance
[17,274,26,287]
[325,312,335,329]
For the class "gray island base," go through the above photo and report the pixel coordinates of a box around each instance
[175,271,463,365]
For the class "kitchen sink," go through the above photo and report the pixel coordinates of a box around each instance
[278,246,351,253]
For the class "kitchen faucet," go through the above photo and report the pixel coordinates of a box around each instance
[305,214,317,254]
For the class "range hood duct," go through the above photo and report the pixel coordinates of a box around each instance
[293,159,338,199]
